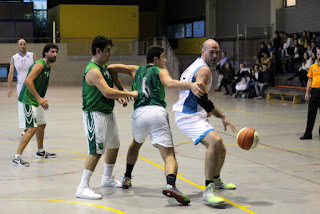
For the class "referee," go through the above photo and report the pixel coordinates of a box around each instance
[300,48,320,140]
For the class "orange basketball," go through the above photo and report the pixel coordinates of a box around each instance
[236,127,260,150]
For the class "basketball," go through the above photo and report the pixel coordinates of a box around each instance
[236,127,260,150]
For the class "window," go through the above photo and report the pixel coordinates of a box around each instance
[284,0,296,7]
[174,24,185,39]
[185,23,192,38]
[193,20,205,37]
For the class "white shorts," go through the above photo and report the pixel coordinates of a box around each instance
[83,111,120,154]
[175,111,214,145]
[131,105,173,148]
[19,102,46,129]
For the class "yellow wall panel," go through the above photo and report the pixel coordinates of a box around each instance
[59,5,139,39]
[174,37,206,54]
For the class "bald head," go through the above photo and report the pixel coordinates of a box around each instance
[17,39,27,55]
[201,39,220,66]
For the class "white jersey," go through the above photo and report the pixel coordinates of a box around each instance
[12,52,35,95]
[172,57,212,114]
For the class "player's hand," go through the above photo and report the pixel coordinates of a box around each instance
[37,97,49,110]
[117,98,128,107]
[222,117,239,133]
[190,82,204,98]
[305,92,310,101]
[123,88,133,102]
[8,88,12,98]
[131,90,139,101]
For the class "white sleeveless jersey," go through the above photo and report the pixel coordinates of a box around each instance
[172,57,212,114]
[12,52,35,94]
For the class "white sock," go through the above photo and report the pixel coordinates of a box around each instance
[104,164,115,177]
[37,148,44,153]
[80,169,93,186]
[14,154,22,158]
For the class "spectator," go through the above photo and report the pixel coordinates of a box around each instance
[254,64,275,99]
[311,41,317,56]
[215,51,228,91]
[231,63,251,97]
[267,42,276,55]
[270,51,283,74]
[247,64,263,98]
[311,51,317,64]
[311,33,317,44]
[288,52,312,87]
[301,31,308,49]
[293,33,301,45]
[281,33,293,59]
[219,62,235,95]
[261,52,271,68]
[273,31,282,51]
[257,41,268,59]
[306,44,312,57]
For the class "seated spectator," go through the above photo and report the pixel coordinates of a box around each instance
[311,41,317,56]
[267,42,276,55]
[273,31,282,51]
[231,63,251,96]
[288,52,312,87]
[215,51,228,91]
[261,52,271,68]
[293,33,301,45]
[270,51,283,74]
[234,77,249,98]
[300,31,308,49]
[257,41,268,59]
[281,33,293,59]
[247,64,263,98]
[254,64,275,99]
[218,62,235,95]
[311,33,317,44]
[306,44,312,57]
[290,38,304,72]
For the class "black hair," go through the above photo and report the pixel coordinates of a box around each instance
[146,45,164,63]
[42,43,59,58]
[92,35,113,55]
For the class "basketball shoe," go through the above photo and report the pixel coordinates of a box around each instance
[76,184,102,200]
[101,176,122,187]
[214,177,236,190]
[162,184,190,205]
[12,156,30,167]
[202,183,224,205]
[122,177,132,189]
[35,150,57,159]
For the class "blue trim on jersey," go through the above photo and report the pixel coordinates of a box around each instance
[194,128,214,145]
[182,64,208,114]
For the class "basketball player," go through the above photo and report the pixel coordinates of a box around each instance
[76,36,139,200]
[12,43,59,167]
[172,39,238,205]
[8,39,37,136]
[107,45,204,205]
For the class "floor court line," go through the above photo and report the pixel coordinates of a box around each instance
[0,199,126,214]
[138,155,256,214]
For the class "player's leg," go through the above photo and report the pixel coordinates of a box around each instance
[158,145,190,205]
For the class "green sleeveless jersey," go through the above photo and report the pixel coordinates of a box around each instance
[18,58,51,107]
[132,64,166,110]
[82,61,114,114]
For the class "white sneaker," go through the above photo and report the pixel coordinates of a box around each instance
[76,184,102,200]
[101,176,122,188]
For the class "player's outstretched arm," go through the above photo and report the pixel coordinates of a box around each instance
[159,68,204,98]
[86,68,138,100]
[7,58,14,97]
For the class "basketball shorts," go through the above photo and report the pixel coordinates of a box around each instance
[131,105,173,148]
[83,111,120,154]
[19,102,46,128]
[175,111,215,145]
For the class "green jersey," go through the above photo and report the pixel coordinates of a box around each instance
[132,64,166,110]
[82,61,114,114]
[18,58,51,107]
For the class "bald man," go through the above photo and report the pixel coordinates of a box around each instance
[8,39,37,136]
[173,39,238,205]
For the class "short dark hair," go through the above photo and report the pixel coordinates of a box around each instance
[92,35,113,55]
[42,43,59,58]
[146,45,164,63]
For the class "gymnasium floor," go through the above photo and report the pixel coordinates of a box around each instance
[0,86,319,214]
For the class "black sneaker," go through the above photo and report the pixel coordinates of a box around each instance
[162,184,190,205]
[35,151,57,159]
[122,177,132,189]
[12,156,30,167]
